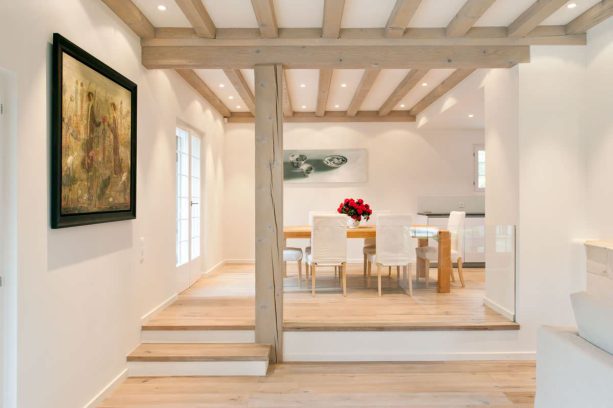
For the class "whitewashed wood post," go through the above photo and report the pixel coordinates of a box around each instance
[254,64,284,363]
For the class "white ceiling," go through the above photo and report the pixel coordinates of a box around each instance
[134,0,592,128]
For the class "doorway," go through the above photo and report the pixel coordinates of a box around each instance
[176,125,203,290]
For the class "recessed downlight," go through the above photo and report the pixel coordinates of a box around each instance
[334,104,340,108]
[219,83,225,88]
[228,95,234,100]
[157,4,167,11]
[301,105,307,109]
[468,114,474,118]
[400,104,405,108]
[567,2,577,9]
[421,82,428,87]
[300,83,306,88]
[236,105,241,109]
[340,83,347,88]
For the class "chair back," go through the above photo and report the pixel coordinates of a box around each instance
[311,214,347,264]
[308,211,336,226]
[376,214,413,266]
[364,209,390,247]
[447,211,466,254]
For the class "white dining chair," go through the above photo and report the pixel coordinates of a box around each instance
[364,214,414,296]
[283,247,303,282]
[415,211,466,288]
[305,214,348,296]
[362,210,390,276]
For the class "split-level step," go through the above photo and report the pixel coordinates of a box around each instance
[127,343,271,377]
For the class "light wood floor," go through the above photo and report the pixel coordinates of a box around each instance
[144,263,517,331]
[100,361,535,407]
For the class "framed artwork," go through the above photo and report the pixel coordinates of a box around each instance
[283,149,368,183]
[51,33,137,228]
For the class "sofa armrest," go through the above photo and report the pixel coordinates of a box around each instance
[535,326,613,408]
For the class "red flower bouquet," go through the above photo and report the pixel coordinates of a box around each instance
[337,198,372,222]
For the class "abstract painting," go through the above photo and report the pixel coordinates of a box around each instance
[51,34,137,228]
[283,149,368,183]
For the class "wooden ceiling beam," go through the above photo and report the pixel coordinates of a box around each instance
[408,69,475,116]
[142,45,529,69]
[176,69,232,117]
[446,0,496,37]
[147,26,585,46]
[508,0,568,37]
[282,70,294,117]
[566,0,613,34]
[100,0,155,39]
[251,0,278,38]
[385,0,422,38]
[228,111,416,123]
[223,69,255,114]
[322,0,346,38]
[316,69,334,117]
[175,0,216,38]
[379,69,429,116]
[347,69,380,116]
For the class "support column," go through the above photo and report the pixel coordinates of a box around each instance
[254,64,284,363]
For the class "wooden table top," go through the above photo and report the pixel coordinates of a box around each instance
[284,225,441,239]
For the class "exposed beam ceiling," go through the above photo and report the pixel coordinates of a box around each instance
[379,69,429,116]
[409,69,476,116]
[316,69,334,117]
[228,111,415,123]
[282,70,294,117]
[347,69,380,116]
[223,69,255,114]
[566,0,613,35]
[176,69,232,117]
[251,0,278,38]
[508,0,568,37]
[175,0,216,38]
[385,0,422,38]
[446,0,496,38]
[100,0,154,39]
[142,45,529,69]
[322,0,346,39]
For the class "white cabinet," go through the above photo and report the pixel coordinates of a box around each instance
[424,215,485,265]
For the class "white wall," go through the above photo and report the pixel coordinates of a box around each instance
[484,67,519,318]
[0,0,225,406]
[224,122,484,261]
[585,18,613,239]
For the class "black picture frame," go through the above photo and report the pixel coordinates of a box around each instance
[51,33,137,228]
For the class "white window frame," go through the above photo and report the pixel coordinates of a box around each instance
[474,144,485,192]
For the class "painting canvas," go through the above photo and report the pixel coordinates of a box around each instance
[51,34,137,228]
[284,149,368,183]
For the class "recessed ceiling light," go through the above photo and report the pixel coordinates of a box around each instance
[219,83,225,88]
[236,105,241,109]
[228,96,234,100]
[400,104,405,108]
[157,4,167,11]
[334,104,340,108]
[300,84,306,88]
[567,2,577,9]
[301,105,307,109]
[421,82,428,87]
[468,114,474,118]
[340,83,347,88]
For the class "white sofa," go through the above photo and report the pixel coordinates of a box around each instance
[535,326,613,408]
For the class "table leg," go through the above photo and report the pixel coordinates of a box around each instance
[437,230,451,293]
[416,238,428,279]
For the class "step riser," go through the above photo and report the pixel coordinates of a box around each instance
[128,361,268,377]
[141,330,255,344]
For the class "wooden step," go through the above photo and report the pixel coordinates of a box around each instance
[127,343,270,377]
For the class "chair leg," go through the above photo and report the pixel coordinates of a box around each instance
[306,262,310,280]
[298,261,302,285]
[367,260,372,288]
[377,264,382,296]
[396,266,400,286]
[334,266,338,278]
[457,257,465,288]
[425,259,430,288]
[388,266,391,277]
[284,261,288,278]
[311,264,317,296]
[407,264,413,296]
[341,262,347,297]
[363,253,367,277]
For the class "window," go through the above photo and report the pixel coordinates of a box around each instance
[474,145,485,192]
[176,126,202,267]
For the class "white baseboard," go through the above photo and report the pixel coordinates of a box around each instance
[141,329,255,344]
[141,293,178,325]
[204,259,226,275]
[224,258,255,265]
[284,351,536,362]
[83,368,127,408]
[483,297,515,321]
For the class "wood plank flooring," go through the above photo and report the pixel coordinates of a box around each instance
[128,343,271,362]
[99,361,535,407]
[143,263,517,331]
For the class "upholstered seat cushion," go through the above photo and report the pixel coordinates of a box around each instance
[283,247,303,262]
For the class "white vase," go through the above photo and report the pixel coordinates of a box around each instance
[347,217,360,228]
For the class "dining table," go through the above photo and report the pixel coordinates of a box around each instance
[283,225,452,293]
